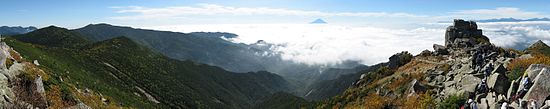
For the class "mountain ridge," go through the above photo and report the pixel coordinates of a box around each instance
[5,26,293,108]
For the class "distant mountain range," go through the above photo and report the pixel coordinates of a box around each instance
[0,26,37,35]
[476,17,550,22]
[438,17,550,23]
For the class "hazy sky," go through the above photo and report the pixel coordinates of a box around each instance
[2,0,550,28]
[4,0,550,65]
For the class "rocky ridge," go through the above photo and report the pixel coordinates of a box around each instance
[320,19,550,109]
[408,19,550,108]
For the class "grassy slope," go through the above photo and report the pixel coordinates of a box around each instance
[5,37,159,108]
[7,27,291,108]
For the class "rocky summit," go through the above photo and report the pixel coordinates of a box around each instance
[317,19,550,109]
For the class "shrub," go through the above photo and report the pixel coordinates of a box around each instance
[437,94,466,109]
[507,54,550,81]
[400,92,436,109]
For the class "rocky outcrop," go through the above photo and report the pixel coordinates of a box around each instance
[445,19,490,48]
[387,51,413,69]
[433,44,448,55]
[421,19,515,108]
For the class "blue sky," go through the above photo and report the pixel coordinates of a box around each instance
[4,0,550,65]
[2,0,550,28]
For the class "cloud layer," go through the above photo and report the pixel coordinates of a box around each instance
[113,5,550,66]
[145,22,550,66]
[146,24,444,65]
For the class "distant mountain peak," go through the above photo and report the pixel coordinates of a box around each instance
[0,26,37,35]
[529,40,550,49]
[525,40,550,55]
[310,18,327,24]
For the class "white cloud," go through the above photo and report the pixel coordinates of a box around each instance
[109,5,550,66]
[479,22,550,49]
[447,7,544,20]
[145,24,444,65]
[143,22,550,66]
[110,4,425,20]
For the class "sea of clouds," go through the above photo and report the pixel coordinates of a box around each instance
[144,21,550,66]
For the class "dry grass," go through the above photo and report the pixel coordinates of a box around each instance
[8,48,22,62]
[46,85,76,109]
[22,62,49,80]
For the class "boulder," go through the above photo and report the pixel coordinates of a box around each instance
[387,51,412,69]
[517,64,545,92]
[479,98,489,109]
[541,100,550,109]
[407,79,427,95]
[523,66,550,108]
[487,73,510,95]
[491,64,507,75]
[33,60,39,66]
[458,75,480,97]
[35,76,46,98]
[519,54,533,59]
[433,44,448,55]
[506,80,518,100]
[360,74,366,80]
[420,49,432,56]
[525,64,548,80]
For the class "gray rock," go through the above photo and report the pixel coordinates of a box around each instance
[407,79,427,95]
[510,102,520,109]
[506,80,518,100]
[435,75,445,82]
[444,81,455,87]
[487,73,510,95]
[34,76,46,98]
[541,100,550,109]
[433,44,448,55]
[420,49,432,56]
[523,67,550,108]
[67,102,92,109]
[519,54,533,59]
[480,98,489,109]
[491,64,507,75]
[446,19,488,48]
[458,75,480,94]
[33,60,39,66]
[525,64,548,80]
[487,92,496,107]
[387,51,412,69]
[4,62,23,80]
[360,74,366,80]
[497,94,506,102]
